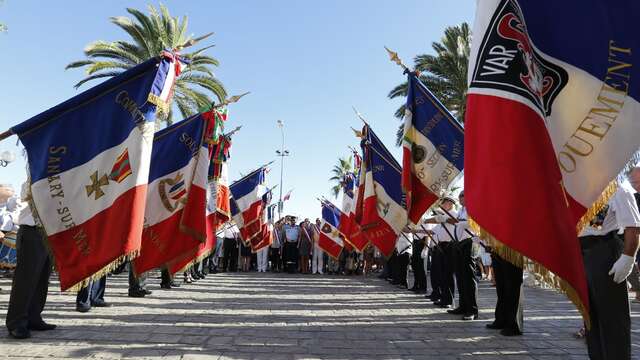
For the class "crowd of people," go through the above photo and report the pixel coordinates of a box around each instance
[2,170,640,360]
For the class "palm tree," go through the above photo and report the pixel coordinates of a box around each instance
[66,4,226,126]
[389,22,471,145]
[329,156,353,199]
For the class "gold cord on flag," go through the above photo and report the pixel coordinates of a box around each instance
[575,180,617,235]
[468,218,591,329]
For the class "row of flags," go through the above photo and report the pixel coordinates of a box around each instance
[11,53,241,291]
[317,70,463,261]
[319,0,638,328]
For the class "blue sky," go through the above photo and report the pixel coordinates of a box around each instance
[0,0,475,219]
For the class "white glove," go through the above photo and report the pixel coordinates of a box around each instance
[608,254,636,284]
[435,214,447,223]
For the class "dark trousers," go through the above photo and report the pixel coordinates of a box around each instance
[491,254,523,332]
[222,237,238,272]
[439,242,456,305]
[581,233,630,360]
[269,247,281,271]
[6,226,51,330]
[76,275,106,308]
[429,248,443,300]
[160,268,172,285]
[393,253,410,286]
[454,239,478,315]
[283,242,298,273]
[128,262,147,291]
[383,252,396,279]
[412,254,427,290]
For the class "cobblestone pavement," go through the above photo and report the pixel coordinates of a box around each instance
[0,271,639,359]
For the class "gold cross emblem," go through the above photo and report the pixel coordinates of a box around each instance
[86,171,109,200]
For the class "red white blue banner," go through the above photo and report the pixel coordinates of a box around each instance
[319,201,345,259]
[230,167,268,242]
[402,73,464,224]
[133,113,209,275]
[466,0,639,323]
[358,125,408,257]
[11,55,179,291]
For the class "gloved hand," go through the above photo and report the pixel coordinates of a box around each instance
[608,254,636,283]
[434,214,447,223]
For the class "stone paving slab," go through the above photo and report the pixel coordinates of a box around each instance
[0,271,639,359]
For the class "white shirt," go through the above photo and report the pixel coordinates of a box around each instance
[455,207,477,241]
[432,209,458,243]
[396,233,413,255]
[580,186,640,237]
[17,182,36,226]
[223,225,238,239]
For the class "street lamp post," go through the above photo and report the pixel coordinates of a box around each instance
[275,120,289,220]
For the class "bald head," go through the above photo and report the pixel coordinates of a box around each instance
[628,167,640,192]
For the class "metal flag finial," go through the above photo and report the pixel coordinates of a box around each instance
[385,46,420,76]
[352,106,368,125]
[212,92,250,109]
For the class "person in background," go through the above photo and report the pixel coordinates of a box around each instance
[240,238,252,272]
[363,243,375,276]
[283,217,300,273]
[424,196,458,309]
[270,220,283,272]
[625,167,640,303]
[6,181,56,339]
[222,225,239,272]
[311,218,324,274]
[298,219,312,274]
[76,275,110,313]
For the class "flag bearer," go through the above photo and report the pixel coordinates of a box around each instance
[579,183,640,359]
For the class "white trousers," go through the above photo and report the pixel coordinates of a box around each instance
[312,246,324,274]
[257,247,269,272]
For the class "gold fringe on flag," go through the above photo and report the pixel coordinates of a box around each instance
[67,249,141,293]
[575,180,617,234]
[469,218,591,329]
[174,248,216,275]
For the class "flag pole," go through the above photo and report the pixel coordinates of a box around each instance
[0,93,251,145]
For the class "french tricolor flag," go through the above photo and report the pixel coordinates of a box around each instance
[230,167,267,242]
[466,0,640,324]
[359,125,408,257]
[340,172,367,251]
[133,113,209,276]
[401,73,464,224]
[11,56,179,291]
[319,201,345,259]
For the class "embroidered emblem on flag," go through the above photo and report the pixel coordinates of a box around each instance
[469,0,568,117]
[159,172,188,211]
[109,148,133,183]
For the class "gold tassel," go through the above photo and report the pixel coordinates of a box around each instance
[147,93,172,115]
[66,249,140,293]
[469,219,591,329]
[575,180,617,234]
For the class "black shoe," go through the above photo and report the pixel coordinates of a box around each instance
[128,289,146,298]
[169,281,180,288]
[447,307,464,315]
[486,322,504,330]
[438,304,452,309]
[28,322,56,331]
[407,287,417,292]
[8,327,31,339]
[143,288,153,295]
[76,305,91,313]
[160,283,172,289]
[462,313,479,321]
[500,328,522,336]
[91,300,111,308]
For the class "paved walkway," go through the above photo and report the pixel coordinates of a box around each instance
[0,271,639,359]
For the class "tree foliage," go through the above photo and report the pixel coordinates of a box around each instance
[66,4,226,126]
[389,23,471,145]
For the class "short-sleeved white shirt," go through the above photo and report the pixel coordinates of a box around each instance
[432,209,457,243]
[579,186,640,237]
